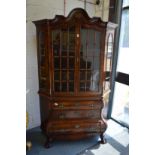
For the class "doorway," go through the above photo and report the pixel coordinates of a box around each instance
[108,0,129,127]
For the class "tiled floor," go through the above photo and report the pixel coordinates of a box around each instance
[26,120,129,155]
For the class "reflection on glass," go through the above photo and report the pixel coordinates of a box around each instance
[90,70,99,91]
[93,57,99,70]
[107,34,113,58]
[80,28,101,92]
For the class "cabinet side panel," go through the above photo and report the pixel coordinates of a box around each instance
[39,96,50,124]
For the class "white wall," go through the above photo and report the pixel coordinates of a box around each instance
[26,0,109,129]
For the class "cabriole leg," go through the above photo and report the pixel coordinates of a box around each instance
[100,133,106,144]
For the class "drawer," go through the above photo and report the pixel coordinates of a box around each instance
[49,121,101,133]
[50,110,101,120]
[51,101,102,110]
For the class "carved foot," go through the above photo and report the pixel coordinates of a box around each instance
[44,136,52,148]
[44,141,50,148]
[100,133,107,144]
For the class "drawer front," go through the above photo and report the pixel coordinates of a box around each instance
[50,110,101,120]
[50,122,101,133]
[51,101,102,110]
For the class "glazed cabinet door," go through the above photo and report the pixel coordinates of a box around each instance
[52,25,76,94]
[37,27,50,95]
[78,27,104,95]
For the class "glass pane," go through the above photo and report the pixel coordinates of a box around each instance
[91,70,100,83]
[80,82,85,91]
[119,9,129,48]
[62,29,68,49]
[80,29,87,57]
[54,82,60,92]
[87,29,94,57]
[62,71,67,81]
[54,58,60,69]
[62,82,67,92]
[80,71,86,81]
[69,51,75,56]
[117,9,129,74]
[69,82,74,92]
[62,50,67,56]
[90,80,99,91]
[86,81,91,91]
[69,71,74,80]
[69,58,75,69]
[52,30,60,56]
[69,38,75,50]
[86,57,93,70]
[54,71,60,81]
[107,34,113,58]
[68,26,75,57]
[123,0,129,7]
[93,57,100,70]
[80,57,86,69]
[111,4,129,126]
[95,31,101,56]
[62,28,68,56]
[61,57,67,69]
[80,28,101,92]
[69,26,75,51]
[87,71,91,81]
[111,82,129,126]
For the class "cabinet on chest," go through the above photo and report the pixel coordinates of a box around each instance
[33,8,117,148]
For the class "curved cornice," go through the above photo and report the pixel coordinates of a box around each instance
[33,8,108,27]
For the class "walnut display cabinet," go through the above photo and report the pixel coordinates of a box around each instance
[33,8,117,148]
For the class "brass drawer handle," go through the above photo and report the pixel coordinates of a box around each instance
[54,102,59,106]
[90,127,95,131]
[90,104,94,107]
[59,114,65,119]
[59,104,64,108]
[75,124,80,128]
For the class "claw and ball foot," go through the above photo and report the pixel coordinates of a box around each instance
[100,133,107,144]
